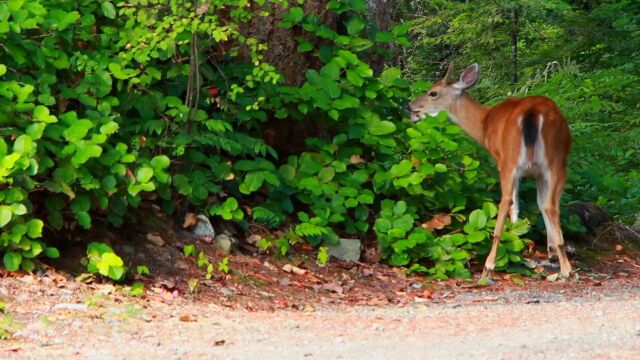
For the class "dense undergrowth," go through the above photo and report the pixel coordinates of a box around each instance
[1,0,637,280]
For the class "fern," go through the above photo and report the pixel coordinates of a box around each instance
[252,206,281,228]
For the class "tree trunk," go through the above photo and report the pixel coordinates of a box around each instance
[510,7,519,83]
[243,0,335,86]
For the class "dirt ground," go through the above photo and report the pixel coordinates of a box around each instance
[2,206,640,359]
[1,248,640,359]
[1,271,639,359]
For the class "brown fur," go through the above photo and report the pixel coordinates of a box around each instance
[409,63,573,280]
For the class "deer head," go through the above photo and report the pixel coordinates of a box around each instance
[408,62,480,122]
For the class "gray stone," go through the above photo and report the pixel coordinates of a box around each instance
[608,223,640,245]
[327,238,361,262]
[632,214,640,233]
[568,202,612,234]
[214,234,233,253]
[121,244,135,255]
[192,214,215,239]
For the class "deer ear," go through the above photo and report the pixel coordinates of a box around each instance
[453,64,479,92]
[443,61,455,84]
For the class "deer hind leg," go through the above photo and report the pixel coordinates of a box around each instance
[509,177,521,224]
[482,171,515,280]
[536,177,557,260]
[540,171,572,278]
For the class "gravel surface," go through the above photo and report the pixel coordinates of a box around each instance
[3,279,640,360]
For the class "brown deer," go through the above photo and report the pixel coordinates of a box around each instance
[408,62,572,280]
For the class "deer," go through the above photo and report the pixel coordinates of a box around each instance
[408,62,572,280]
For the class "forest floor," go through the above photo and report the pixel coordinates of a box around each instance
[1,245,640,359]
[2,207,640,359]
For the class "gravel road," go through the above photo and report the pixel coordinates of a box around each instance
[4,280,640,360]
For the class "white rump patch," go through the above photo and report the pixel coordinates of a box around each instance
[510,114,547,223]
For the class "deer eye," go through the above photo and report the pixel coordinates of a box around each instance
[428,91,438,98]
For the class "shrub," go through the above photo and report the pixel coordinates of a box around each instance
[0,0,530,279]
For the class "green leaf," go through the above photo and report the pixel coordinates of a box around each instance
[136,167,154,183]
[346,17,365,35]
[483,202,498,219]
[101,2,117,19]
[8,0,24,12]
[297,41,313,52]
[283,7,304,23]
[368,121,396,136]
[150,155,171,170]
[3,252,21,271]
[393,201,407,216]
[318,167,335,183]
[390,160,412,177]
[0,206,12,227]
[63,119,93,141]
[240,171,265,194]
[469,209,487,229]
[467,231,486,243]
[45,247,60,259]
[26,219,43,238]
[100,121,119,135]
[380,67,402,86]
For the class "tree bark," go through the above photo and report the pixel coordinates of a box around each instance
[510,7,519,83]
[242,0,335,86]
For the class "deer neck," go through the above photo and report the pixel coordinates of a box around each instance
[447,94,490,145]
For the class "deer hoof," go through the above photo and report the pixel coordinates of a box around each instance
[478,269,496,285]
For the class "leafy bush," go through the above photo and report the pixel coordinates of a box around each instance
[0,0,532,279]
[83,242,126,281]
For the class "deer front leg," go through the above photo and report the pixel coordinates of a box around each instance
[481,172,515,281]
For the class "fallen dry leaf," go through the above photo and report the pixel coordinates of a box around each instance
[282,264,307,275]
[146,233,166,246]
[421,213,452,231]
[317,282,343,295]
[263,261,278,271]
[183,213,198,228]
[350,154,366,164]
[179,314,197,322]
[247,234,261,245]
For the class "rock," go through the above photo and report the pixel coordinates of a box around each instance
[146,233,166,246]
[633,214,640,233]
[175,260,189,270]
[192,214,215,241]
[606,223,640,245]
[327,238,361,262]
[568,202,612,234]
[214,234,233,253]
[121,244,135,255]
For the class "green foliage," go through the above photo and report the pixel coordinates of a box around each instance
[197,251,214,280]
[317,246,329,266]
[83,242,126,281]
[0,312,22,340]
[126,282,145,297]
[404,0,640,231]
[183,244,196,258]
[0,0,535,279]
[136,265,150,276]
[376,200,529,279]
[217,257,230,274]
